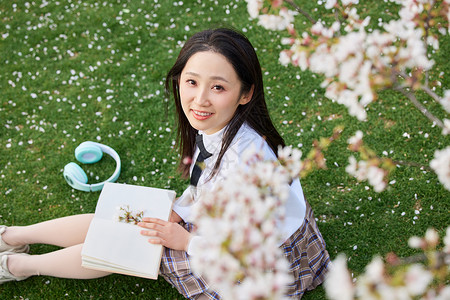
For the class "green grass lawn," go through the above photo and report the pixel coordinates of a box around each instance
[1,0,449,299]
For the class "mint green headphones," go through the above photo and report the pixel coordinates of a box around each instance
[63,141,121,192]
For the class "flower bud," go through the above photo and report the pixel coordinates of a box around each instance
[424,228,439,248]
[408,236,423,249]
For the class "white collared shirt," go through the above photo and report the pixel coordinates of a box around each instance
[173,123,306,254]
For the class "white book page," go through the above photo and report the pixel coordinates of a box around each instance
[94,182,175,221]
[82,219,160,277]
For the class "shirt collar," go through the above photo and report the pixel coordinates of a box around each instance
[198,126,227,154]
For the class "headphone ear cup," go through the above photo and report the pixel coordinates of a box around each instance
[63,162,88,187]
[75,142,103,164]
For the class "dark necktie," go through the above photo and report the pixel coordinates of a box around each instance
[190,134,213,187]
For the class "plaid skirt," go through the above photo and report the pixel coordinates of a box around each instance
[159,200,330,299]
[282,200,331,298]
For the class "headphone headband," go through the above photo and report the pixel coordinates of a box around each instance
[63,141,121,192]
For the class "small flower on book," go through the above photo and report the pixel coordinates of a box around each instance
[114,205,145,225]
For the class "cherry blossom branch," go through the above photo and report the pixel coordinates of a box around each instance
[191,146,301,299]
[248,0,450,191]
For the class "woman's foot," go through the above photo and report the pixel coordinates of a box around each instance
[0,226,29,253]
[0,252,29,283]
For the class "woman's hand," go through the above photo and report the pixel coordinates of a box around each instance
[138,218,191,251]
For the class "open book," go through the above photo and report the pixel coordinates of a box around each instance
[81,182,176,279]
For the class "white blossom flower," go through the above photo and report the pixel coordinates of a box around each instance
[290,43,309,71]
[309,44,338,77]
[346,155,358,176]
[324,0,337,9]
[444,226,450,253]
[347,130,363,145]
[408,236,423,249]
[341,0,359,6]
[442,119,450,135]
[258,14,285,31]
[436,286,450,300]
[278,145,303,178]
[378,285,409,300]
[257,8,296,31]
[424,228,439,247]
[325,85,364,120]
[404,264,433,296]
[346,156,387,192]
[356,256,389,300]
[334,31,365,62]
[430,146,450,191]
[441,90,450,113]
[279,50,291,66]
[245,0,262,19]
[279,7,297,25]
[364,256,385,283]
[114,205,144,224]
[325,254,355,300]
[367,166,387,192]
[347,156,368,181]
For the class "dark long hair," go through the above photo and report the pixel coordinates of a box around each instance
[165,28,285,178]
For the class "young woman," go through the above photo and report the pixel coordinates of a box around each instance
[0,28,330,299]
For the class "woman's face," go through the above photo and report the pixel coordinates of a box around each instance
[179,51,251,135]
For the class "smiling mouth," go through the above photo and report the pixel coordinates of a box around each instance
[192,109,213,119]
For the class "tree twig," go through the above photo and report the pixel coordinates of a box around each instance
[395,86,445,129]
[422,0,437,86]
[420,84,442,103]
[284,0,317,24]
[393,160,432,171]
[389,251,450,269]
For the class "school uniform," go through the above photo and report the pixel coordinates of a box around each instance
[159,123,331,299]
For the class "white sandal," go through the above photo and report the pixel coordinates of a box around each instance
[0,252,29,283]
[0,226,29,253]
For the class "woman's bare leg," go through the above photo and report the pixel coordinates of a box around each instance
[7,244,110,279]
[1,214,108,279]
[2,214,94,248]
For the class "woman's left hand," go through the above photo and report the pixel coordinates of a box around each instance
[138,218,191,251]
